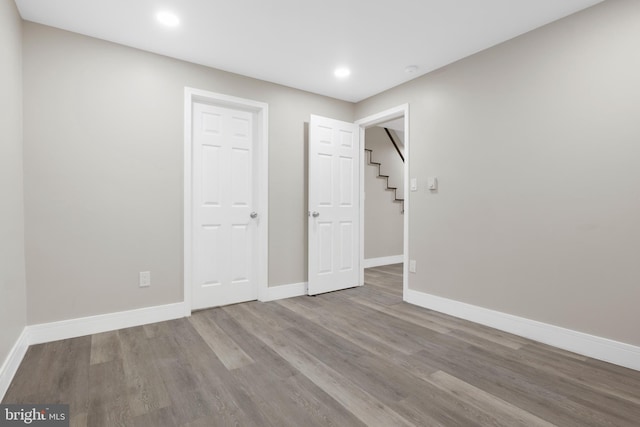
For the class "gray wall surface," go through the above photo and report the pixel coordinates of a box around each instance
[364,127,404,259]
[23,23,354,324]
[355,0,640,346]
[11,0,640,351]
[0,0,27,365]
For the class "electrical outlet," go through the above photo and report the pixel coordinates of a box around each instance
[139,271,151,287]
[409,260,417,273]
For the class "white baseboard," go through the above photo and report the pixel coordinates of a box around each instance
[405,289,640,372]
[28,302,186,345]
[0,327,29,401]
[363,255,403,268]
[1,302,186,400]
[261,282,308,302]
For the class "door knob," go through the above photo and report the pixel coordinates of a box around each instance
[250,212,258,219]
[312,211,320,218]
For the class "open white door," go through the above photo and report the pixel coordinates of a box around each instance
[308,115,360,295]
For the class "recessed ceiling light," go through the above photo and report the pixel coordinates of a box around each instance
[405,65,419,74]
[157,11,180,27]
[334,67,351,79]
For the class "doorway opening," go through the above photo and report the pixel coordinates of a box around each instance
[356,105,409,299]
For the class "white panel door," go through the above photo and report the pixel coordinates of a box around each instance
[192,102,258,309]
[308,115,360,295]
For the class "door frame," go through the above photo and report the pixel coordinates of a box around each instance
[183,87,269,315]
[355,104,409,298]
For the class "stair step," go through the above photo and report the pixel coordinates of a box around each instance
[366,146,403,210]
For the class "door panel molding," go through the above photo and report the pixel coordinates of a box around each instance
[184,88,268,314]
[308,115,360,295]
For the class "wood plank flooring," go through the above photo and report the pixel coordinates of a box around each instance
[4,264,640,426]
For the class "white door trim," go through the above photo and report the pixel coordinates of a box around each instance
[355,104,409,298]
[184,87,269,315]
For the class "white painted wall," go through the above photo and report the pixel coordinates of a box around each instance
[0,0,27,367]
[355,0,640,346]
[364,127,403,260]
[23,22,354,324]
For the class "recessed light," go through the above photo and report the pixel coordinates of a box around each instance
[157,11,180,27]
[334,67,351,79]
[405,65,419,74]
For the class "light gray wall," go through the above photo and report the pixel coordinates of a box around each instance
[364,127,403,259]
[23,22,354,324]
[0,0,27,364]
[355,0,640,346]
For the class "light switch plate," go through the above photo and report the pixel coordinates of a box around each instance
[410,178,417,191]
[428,177,438,190]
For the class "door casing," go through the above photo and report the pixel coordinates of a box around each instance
[184,87,269,314]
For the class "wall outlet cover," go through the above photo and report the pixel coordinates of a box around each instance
[139,271,151,287]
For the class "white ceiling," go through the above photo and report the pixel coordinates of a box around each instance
[15,0,604,102]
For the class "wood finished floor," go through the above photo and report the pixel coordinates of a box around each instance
[4,264,640,426]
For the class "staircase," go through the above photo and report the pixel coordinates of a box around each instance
[365,148,404,212]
